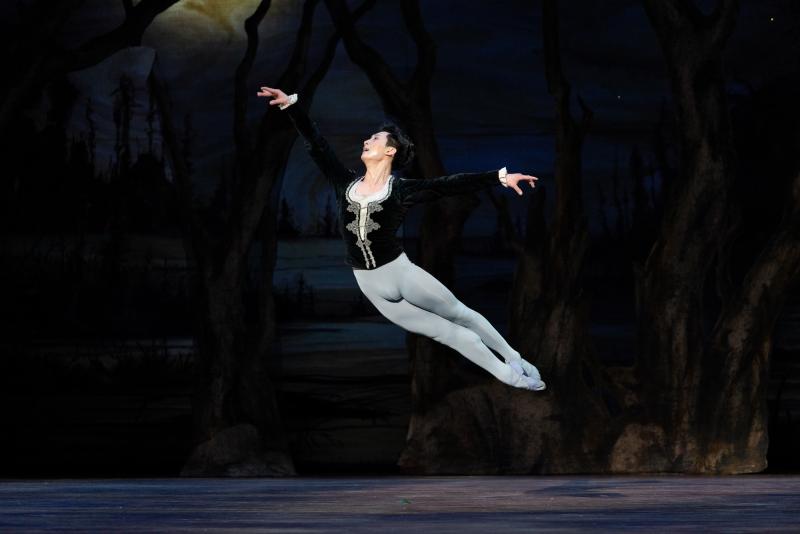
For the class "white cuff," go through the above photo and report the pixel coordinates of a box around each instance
[279,93,298,110]
[498,166,509,187]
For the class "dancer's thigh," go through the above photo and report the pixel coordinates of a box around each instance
[363,292,457,343]
[397,261,468,321]
[352,265,403,303]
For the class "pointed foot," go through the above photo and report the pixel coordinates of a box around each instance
[506,356,544,384]
[502,362,546,391]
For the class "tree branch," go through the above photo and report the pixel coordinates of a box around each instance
[255,0,324,157]
[323,0,408,111]
[713,168,800,381]
[1,0,178,137]
[486,188,524,254]
[708,0,740,54]
[61,0,181,71]
[148,63,211,270]
[253,0,375,171]
[296,0,375,104]
[641,0,693,31]
[576,92,594,136]
[542,0,566,101]
[400,0,436,100]
[233,0,273,161]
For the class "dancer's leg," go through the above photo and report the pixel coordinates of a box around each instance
[364,295,514,383]
[352,257,539,390]
[396,258,543,383]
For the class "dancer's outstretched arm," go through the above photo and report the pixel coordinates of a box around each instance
[400,168,537,205]
[257,86,355,189]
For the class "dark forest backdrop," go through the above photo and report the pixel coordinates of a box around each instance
[1,0,799,476]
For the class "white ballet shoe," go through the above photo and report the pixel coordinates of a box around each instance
[502,362,546,391]
[505,356,543,383]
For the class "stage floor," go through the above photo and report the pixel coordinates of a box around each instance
[2,475,799,532]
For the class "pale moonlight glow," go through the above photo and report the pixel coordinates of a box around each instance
[149,0,281,47]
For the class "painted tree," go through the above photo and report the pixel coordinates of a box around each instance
[632,0,800,472]
[395,0,611,475]
[323,0,516,462]
[0,0,181,136]
[150,0,373,476]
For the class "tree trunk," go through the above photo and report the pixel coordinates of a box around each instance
[322,0,500,455]
[401,0,608,473]
[148,0,362,475]
[172,0,380,475]
[180,257,294,476]
[632,0,748,472]
[408,108,486,410]
[696,167,800,471]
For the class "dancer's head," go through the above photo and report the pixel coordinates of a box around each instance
[360,120,415,172]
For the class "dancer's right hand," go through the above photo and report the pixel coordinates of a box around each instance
[257,86,289,106]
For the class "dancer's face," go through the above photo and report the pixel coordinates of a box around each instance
[360,131,395,163]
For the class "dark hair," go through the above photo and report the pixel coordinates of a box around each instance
[378,120,415,171]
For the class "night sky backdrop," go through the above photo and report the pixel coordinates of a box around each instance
[9,0,797,235]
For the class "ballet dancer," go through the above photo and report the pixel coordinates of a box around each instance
[257,86,545,391]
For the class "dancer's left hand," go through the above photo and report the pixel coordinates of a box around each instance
[507,173,538,196]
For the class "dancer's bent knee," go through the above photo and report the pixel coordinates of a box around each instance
[399,263,467,321]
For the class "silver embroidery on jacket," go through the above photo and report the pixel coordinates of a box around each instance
[345,176,394,268]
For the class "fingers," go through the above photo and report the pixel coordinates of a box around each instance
[256,86,287,106]
[507,173,538,195]
[256,86,279,98]
[519,174,537,189]
[256,91,280,103]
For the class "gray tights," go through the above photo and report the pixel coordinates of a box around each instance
[352,252,522,384]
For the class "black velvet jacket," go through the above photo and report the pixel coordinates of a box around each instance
[283,99,503,270]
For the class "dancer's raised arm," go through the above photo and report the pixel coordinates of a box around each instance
[257,86,355,189]
[400,168,537,205]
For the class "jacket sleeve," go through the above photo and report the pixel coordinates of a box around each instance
[281,94,355,189]
[400,170,502,205]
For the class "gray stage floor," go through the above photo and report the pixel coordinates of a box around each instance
[2,475,800,532]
